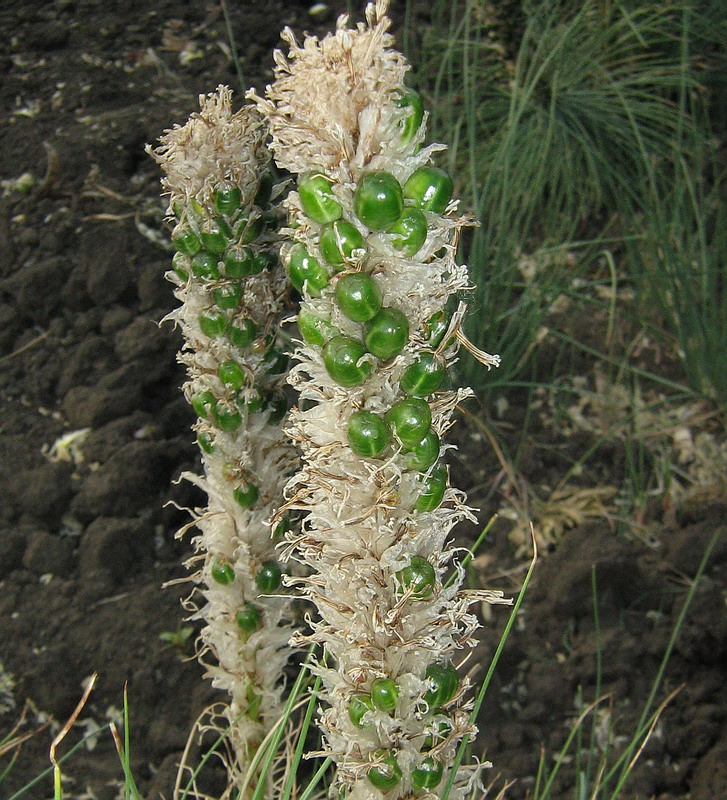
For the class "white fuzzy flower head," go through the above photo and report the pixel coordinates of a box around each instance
[255,4,506,800]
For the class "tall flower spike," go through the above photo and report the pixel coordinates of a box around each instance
[253,4,506,800]
[149,87,297,787]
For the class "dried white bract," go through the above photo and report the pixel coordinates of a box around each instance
[150,87,297,786]
[254,4,505,799]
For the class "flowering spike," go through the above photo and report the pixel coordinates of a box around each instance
[254,7,507,800]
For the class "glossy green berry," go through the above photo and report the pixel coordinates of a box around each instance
[172,251,190,281]
[401,353,445,397]
[347,411,389,458]
[348,694,375,728]
[237,214,264,244]
[423,663,458,708]
[298,174,343,224]
[387,207,428,257]
[396,556,436,598]
[395,88,424,145]
[287,244,329,297]
[322,335,371,387]
[335,273,382,322]
[403,167,453,214]
[256,560,282,593]
[235,603,261,633]
[227,318,257,349]
[218,360,246,391]
[412,758,444,790]
[297,309,336,347]
[363,308,409,359]
[319,220,366,266]
[255,171,273,206]
[212,402,242,432]
[233,482,259,508]
[212,283,242,309]
[172,225,201,256]
[200,217,232,253]
[252,250,277,273]
[371,678,399,712]
[424,310,450,348]
[405,430,440,472]
[214,183,242,216]
[197,431,215,454]
[385,398,432,447]
[368,755,401,792]
[423,719,452,749]
[191,390,217,420]
[354,172,404,231]
[211,560,235,585]
[224,245,256,278]
[414,464,447,512]
[191,251,220,280]
[199,309,228,338]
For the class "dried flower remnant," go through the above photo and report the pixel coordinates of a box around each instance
[149,86,297,784]
[254,4,506,799]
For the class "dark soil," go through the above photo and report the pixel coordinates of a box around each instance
[1,2,725,799]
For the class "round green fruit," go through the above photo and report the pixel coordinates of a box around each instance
[395,88,424,145]
[368,756,401,792]
[354,172,404,231]
[322,335,371,387]
[197,432,215,454]
[363,308,409,359]
[287,244,329,296]
[297,309,336,347]
[212,283,242,309]
[191,390,217,420]
[224,245,256,278]
[298,174,342,224]
[319,220,366,266]
[199,310,228,338]
[348,694,375,728]
[256,560,282,593]
[200,217,232,253]
[401,353,445,397]
[335,273,382,323]
[211,560,235,585]
[385,398,432,448]
[403,167,453,214]
[227,318,257,349]
[218,359,246,391]
[412,757,444,790]
[172,225,201,256]
[212,402,242,432]
[423,662,458,708]
[371,678,399,713]
[396,556,436,598]
[214,183,242,216]
[405,430,440,472]
[347,411,389,458]
[191,251,220,280]
[236,602,261,633]
[387,207,428,257]
[233,482,259,508]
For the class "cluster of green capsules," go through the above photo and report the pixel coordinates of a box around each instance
[168,170,290,633]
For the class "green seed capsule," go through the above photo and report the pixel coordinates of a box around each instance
[218,359,246,391]
[396,556,436,598]
[233,482,259,508]
[368,755,401,792]
[287,244,329,297]
[227,318,257,349]
[335,273,382,323]
[363,308,409,360]
[255,171,273,206]
[423,663,458,708]
[237,214,265,244]
[322,335,371,387]
[385,398,432,447]
[224,245,256,278]
[348,694,375,728]
[212,283,242,309]
[199,310,228,338]
[172,251,191,281]
[244,388,265,414]
[214,183,242,216]
[412,757,444,790]
[424,310,450,348]
[172,225,201,256]
[236,603,261,633]
[319,220,366,266]
[387,207,428,257]
[256,560,282,593]
[347,411,390,458]
[298,174,343,224]
[401,353,445,397]
[405,430,440,472]
[371,678,399,712]
[395,88,425,145]
[212,401,242,432]
[423,719,452,749]
[414,464,447,512]
[191,251,220,280]
[211,560,235,585]
[297,309,336,347]
[200,217,232,253]
[403,167,453,214]
[253,250,277,273]
[354,172,404,231]
[197,432,215,454]
[191,390,217,420]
